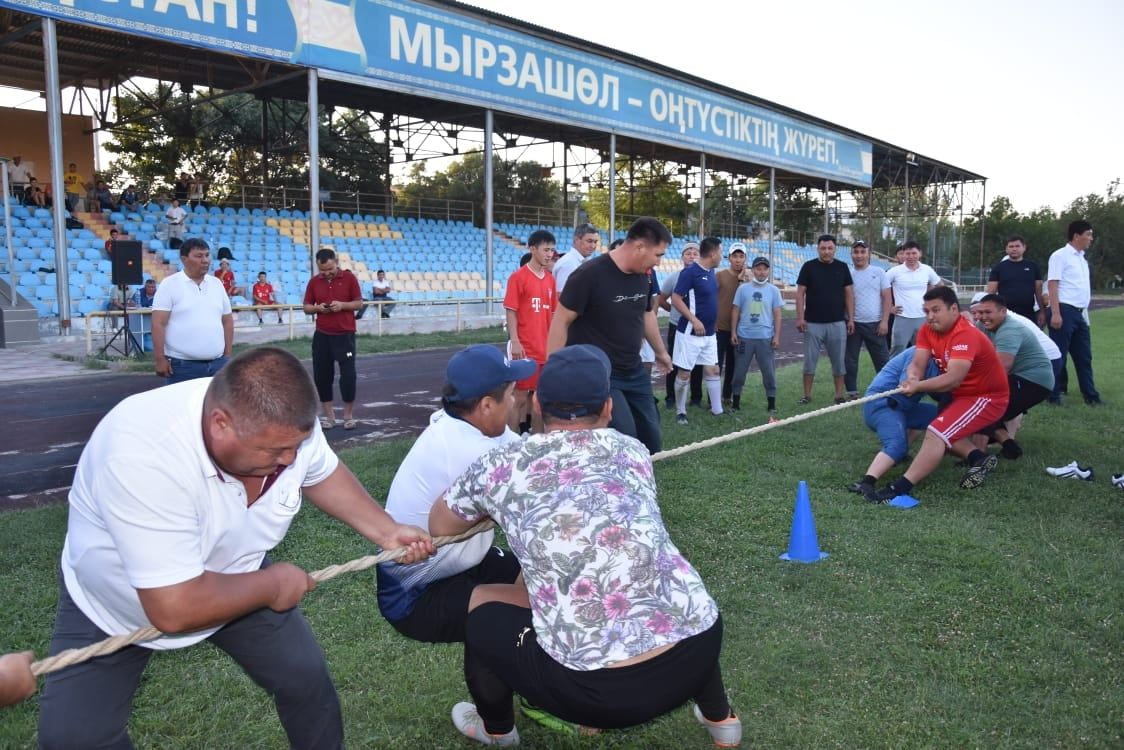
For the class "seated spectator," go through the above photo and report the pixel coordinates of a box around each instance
[132,278,157,308]
[23,177,46,207]
[847,346,941,502]
[94,180,115,211]
[214,259,244,298]
[372,269,395,318]
[216,246,236,261]
[63,162,85,212]
[252,271,283,324]
[119,184,141,212]
[377,345,533,646]
[105,228,119,255]
[428,345,741,747]
[107,284,135,329]
[165,199,186,248]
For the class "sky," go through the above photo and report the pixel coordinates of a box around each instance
[466,0,1124,214]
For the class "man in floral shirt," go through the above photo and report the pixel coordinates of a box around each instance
[429,344,740,747]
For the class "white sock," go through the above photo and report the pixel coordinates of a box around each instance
[675,377,690,414]
[706,377,723,415]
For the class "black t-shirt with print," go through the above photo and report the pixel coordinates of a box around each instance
[561,253,652,374]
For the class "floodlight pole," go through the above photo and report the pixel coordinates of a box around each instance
[767,168,775,269]
[698,154,706,238]
[956,181,965,286]
[608,133,616,242]
[978,180,987,283]
[308,68,320,274]
[484,109,494,314]
[44,17,71,332]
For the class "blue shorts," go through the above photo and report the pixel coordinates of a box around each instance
[863,398,938,462]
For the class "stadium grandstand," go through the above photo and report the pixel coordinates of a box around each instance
[0,0,978,344]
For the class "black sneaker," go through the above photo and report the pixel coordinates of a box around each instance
[846,480,871,494]
[730,395,741,411]
[871,485,896,504]
[1000,440,1022,460]
[1085,398,1104,407]
[676,413,689,426]
[960,454,999,489]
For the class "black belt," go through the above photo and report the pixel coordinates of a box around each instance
[1060,303,1086,313]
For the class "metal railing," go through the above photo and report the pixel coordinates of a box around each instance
[83,297,503,355]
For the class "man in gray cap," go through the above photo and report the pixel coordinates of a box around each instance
[428,344,741,748]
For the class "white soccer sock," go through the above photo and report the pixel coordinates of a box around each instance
[705,376,723,415]
[675,376,690,414]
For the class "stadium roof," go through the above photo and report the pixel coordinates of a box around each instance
[0,1,983,190]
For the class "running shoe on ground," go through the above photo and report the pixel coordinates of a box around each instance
[693,705,742,747]
[1046,461,1095,481]
[960,454,999,489]
[452,702,520,746]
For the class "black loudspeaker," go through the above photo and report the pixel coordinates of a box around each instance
[111,240,144,286]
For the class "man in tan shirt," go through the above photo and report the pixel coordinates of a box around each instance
[715,242,749,403]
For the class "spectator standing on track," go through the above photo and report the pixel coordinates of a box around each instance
[1046,219,1102,406]
[730,255,783,415]
[715,242,748,403]
[844,240,891,398]
[151,238,233,384]
[657,242,703,409]
[551,222,600,293]
[302,248,364,430]
[795,234,854,404]
[503,229,557,434]
[547,217,673,454]
[885,240,940,356]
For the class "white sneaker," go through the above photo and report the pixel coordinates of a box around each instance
[452,702,520,746]
[1046,461,1094,481]
[1111,473,1124,489]
[693,705,742,747]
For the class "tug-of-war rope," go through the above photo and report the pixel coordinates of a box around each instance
[30,386,903,678]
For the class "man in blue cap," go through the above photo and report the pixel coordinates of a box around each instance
[429,344,741,748]
[377,344,535,644]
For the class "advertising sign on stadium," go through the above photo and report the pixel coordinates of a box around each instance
[6,0,873,185]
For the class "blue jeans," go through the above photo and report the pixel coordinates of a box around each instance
[166,355,229,385]
[864,398,938,462]
[610,364,662,454]
[1048,304,1099,402]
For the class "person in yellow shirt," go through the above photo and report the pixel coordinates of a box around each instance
[63,162,85,212]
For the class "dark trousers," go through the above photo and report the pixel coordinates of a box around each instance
[665,323,702,405]
[611,364,662,453]
[38,572,342,750]
[464,603,731,734]
[1048,304,1099,402]
[716,329,736,398]
[165,355,228,386]
[844,322,891,394]
[312,331,357,404]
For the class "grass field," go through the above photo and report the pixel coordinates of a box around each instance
[3,310,1122,748]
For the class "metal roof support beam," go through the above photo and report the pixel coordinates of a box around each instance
[308,68,320,272]
[44,17,71,332]
[768,167,775,269]
[608,133,617,241]
[484,109,494,314]
[698,153,706,238]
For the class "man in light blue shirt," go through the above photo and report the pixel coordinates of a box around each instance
[730,256,783,415]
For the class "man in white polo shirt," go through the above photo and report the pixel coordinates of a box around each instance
[151,237,233,385]
[1046,219,1102,406]
[377,344,534,643]
[37,347,434,749]
[885,239,940,356]
[551,222,600,293]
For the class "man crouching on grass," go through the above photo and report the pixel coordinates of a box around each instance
[868,286,1010,503]
[429,344,741,747]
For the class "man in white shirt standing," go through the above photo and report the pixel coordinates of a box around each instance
[885,239,940,356]
[844,240,891,398]
[6,154,30,193]
[550,222,600,293]
[165,198,187,247]
[151,238,234,385]
[1046,219,1102,406]
[36,347,434,749]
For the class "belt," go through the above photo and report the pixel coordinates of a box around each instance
[170,356,220,364]
[1060,303,1087,313]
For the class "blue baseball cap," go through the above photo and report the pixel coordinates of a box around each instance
[445,345,536,402]
[537,345,612,419]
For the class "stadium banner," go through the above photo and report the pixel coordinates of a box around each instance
[4,0,873,186]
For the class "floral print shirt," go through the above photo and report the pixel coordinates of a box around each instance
[445,428,719,671]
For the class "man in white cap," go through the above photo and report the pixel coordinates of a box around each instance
[715,242,749,403]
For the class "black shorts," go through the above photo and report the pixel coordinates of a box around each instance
[386,547,521,644]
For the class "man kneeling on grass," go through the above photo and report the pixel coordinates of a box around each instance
[429,344,741,747]
[868,286,1010,503]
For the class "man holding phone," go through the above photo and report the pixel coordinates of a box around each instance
[303,248,364,430]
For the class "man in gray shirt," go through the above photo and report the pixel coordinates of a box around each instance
[844,240,891,398]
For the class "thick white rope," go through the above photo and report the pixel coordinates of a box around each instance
[29,387,902,676]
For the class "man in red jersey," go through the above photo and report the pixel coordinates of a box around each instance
[867,285,1009,502]
[253,271,284,325]
[504,229,557,433]
[302,247,364,430]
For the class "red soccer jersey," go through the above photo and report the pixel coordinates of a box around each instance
[252,281,275,305]
[215,269,236,296]
[303,269,362,334]
[915,314,1007,397]
[503,264,556,363]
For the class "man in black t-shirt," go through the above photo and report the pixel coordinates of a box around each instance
[547,217,673,453]
[987,235,1046,325]
[795,234,854,404]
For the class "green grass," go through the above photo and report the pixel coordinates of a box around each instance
[86,325,508,372]
[2,312,1123,747]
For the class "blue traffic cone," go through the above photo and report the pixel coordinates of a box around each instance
[779,481,829,563]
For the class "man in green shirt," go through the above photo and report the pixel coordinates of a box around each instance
[972,293,1054,459]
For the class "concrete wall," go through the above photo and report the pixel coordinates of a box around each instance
[1,106,96,186]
